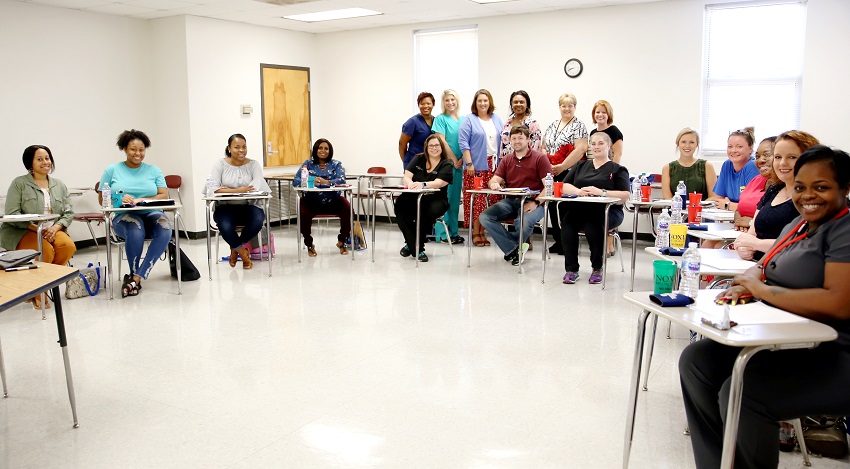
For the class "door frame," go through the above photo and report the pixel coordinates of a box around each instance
[259,63,312,167]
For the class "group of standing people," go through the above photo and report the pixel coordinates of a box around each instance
[397,89,626,270]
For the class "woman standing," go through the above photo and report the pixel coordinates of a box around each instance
[541,93,589,254]
[733,131,819,261]
[588,100,624,164]
[207,134,271,269]
[292,138,351,257]
[1,145,76,309]
[458,89,504,247]
[399,92,435,170]
[712,127,760,212]
[661,128,718,200]
[432,89,465,245]
[500,90,541,157]
[99,129,170,298]
[559,132,630,285]
[396,134,453,262]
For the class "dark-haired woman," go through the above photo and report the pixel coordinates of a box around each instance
[500,90,541,157]
[99,129,170,297]
[680,145,850,469]
[293,138,350,257]
[207,134,271,269]
[399,92,435,170]
[1,145,76,308]
[395,134,453,262]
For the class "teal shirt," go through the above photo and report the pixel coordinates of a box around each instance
[99,162,166,209]
[432,113,464,159]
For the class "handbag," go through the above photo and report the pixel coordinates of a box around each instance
[802,416,849,459]
[245,233,275,260]
[352,221,367,251]
[168,241,201,281]
[65,263,102,299]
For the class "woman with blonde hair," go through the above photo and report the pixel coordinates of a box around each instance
[432,89,465,245]
[661,128,718,200]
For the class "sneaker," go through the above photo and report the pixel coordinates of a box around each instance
[511,242,530,266]
[418,251,429,262]
[399,244,411,257]
[504,247,518,262]
[589,269,603,284]
[450,236,465,245]
[562,272,579,284]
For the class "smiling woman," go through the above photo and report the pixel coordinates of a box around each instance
[711,126,760,212]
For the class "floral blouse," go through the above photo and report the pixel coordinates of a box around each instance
[500,114,542,157]
[292,159,347,204]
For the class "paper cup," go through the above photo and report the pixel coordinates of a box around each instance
[688,204,703,224]
[554,182,564,197]
[669,223,688,249]
[653,260,677,295]
[474,176,484,190]
[640,185,651,202]
[688,192,702,207]
[307,176,316,188]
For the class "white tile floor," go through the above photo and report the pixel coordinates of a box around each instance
[0,223,846,468]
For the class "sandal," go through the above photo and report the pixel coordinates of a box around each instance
[307,245,318,257]
[472,234,486,247]
[481,235,491,246]
[238,247,253,269]
[229,249,239,268]
[336,242,349,255]
[122,274,141,298]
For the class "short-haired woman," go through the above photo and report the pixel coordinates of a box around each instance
[292,138,351,257]
[206,134,271,269]
[734,136,777,230]
[680,145,850,469]
[589,100,624,164]
[499,90,542,157]
[712,127,760,212]
[99,129,170,298]
[399,92,435,170]
[458,89,504,247]
[395,134,453,262]
[1,145,76,308]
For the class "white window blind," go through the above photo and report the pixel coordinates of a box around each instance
[702,1,806,154]
[413,26,478,114]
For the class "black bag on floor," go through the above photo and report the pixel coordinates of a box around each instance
[168,241,200,281]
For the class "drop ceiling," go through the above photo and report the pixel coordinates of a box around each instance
[15,0,663,33]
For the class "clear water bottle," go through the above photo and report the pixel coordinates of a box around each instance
[630,175,641,202]
[676,180,687,198]
[101,182,111,209]
[679,242,701,299]
[205,177,217,196]
[300,165,309,187]
[543,172,554,197]
[671,192,684,224]
[655,208,670,249]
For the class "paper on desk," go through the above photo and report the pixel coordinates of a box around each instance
[690,294,807,325]
[711,230,742,239]
[1,214,32,219]
[701,257,754,271]
[500,187,531,193]
[238,191,269,196]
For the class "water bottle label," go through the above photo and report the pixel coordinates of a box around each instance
[658,221,669,230]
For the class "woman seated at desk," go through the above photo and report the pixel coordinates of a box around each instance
[661,127,717,201]
[734,131,819,261]
[292,138,350,257]
[396,134,453,262]
[207,133,271,269]
[559,132,629,285]
[1,145,76,309]
[711,127,760,212]
[679,145,850,469]
[99,129,170,298]
[734,136,777,230]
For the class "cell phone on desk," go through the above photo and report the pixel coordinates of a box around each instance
[119,203,135,208]
[562,194,578,198]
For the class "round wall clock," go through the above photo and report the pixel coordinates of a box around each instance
[564,58,583,78]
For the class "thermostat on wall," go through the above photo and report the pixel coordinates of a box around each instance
[241,105,253,116]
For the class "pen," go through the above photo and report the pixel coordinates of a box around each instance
[5,265,39,272]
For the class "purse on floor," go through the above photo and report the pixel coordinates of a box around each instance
[802,415,849,459]
[65,263,102,299]
[168,241,200,281]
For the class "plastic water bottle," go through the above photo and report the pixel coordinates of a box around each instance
[630,175,641,201]
[543,172,554,197]
[205,177,216,196]
[679,242,701,299]
[676,180,687,198]
[655,208,670,249]
[101,182,111,209]
[671,192,684,225]
[300,165,309,187]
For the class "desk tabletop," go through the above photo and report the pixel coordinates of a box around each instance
[538,195,620,204]
[701,208,735,221]
[0,213,61,223]
[264,173,297,181]
[368,187,437,194]
[294,185,354,193]
[0,262,78,313]
[202,193,272,201]
[688,222,741,241]
[644,246,755,276]
[348,173,404,179]
[102,202,182,213]
[623,291,837,347]
[466,189,541,197]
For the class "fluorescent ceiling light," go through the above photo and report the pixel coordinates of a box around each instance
[284,8,382,22]
[469,0,516,3]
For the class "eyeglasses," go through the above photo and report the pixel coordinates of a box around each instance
[427,144,442,149]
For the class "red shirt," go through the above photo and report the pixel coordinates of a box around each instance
[738,174,769,218]
[494,148,552,191]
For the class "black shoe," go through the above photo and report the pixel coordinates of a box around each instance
[548,243,564,255]
[400,244,411,257]
[504,246,518,261]
[511,254,521,266]
[418,251,429,262]
[425,235,436,243]
[450,236,465,245]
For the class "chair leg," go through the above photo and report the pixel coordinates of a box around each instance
[85,221,99,249]
[381,196,393,224]
[0,336,7,397]
[792,418,811,466]
[215,231,220,263]
[616,233,625,272]
[438,218,454,254]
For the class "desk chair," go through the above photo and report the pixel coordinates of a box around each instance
[434,216,454,254]
[208,201,272,263]
[355,167,397,223]
[72,181,108,248]
[165,175,190,240]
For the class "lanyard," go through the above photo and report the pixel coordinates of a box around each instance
[761,206,849,281]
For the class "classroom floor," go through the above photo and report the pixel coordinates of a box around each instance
[0,222,846,468]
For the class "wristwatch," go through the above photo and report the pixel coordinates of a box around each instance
[602,190,608,197]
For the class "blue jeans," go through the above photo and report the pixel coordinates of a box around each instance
[478,198,544,255]
[213,204,265,249]
[112,210,172,279]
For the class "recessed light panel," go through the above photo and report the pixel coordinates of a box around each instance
[283,8,382,22]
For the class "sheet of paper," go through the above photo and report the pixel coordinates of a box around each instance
[700,257,754,271]
[690,294,807,325]
[0,214,33,219]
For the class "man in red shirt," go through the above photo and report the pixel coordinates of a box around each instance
[480,126,552,265]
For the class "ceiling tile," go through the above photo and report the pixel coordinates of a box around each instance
[84,2,156,14]
[121,0,197,10]
[27,0,115,8]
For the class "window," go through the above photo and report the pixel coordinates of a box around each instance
[701,1,806,154]
[413,26,478,115]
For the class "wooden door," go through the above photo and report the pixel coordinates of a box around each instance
[261,65,311,167]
